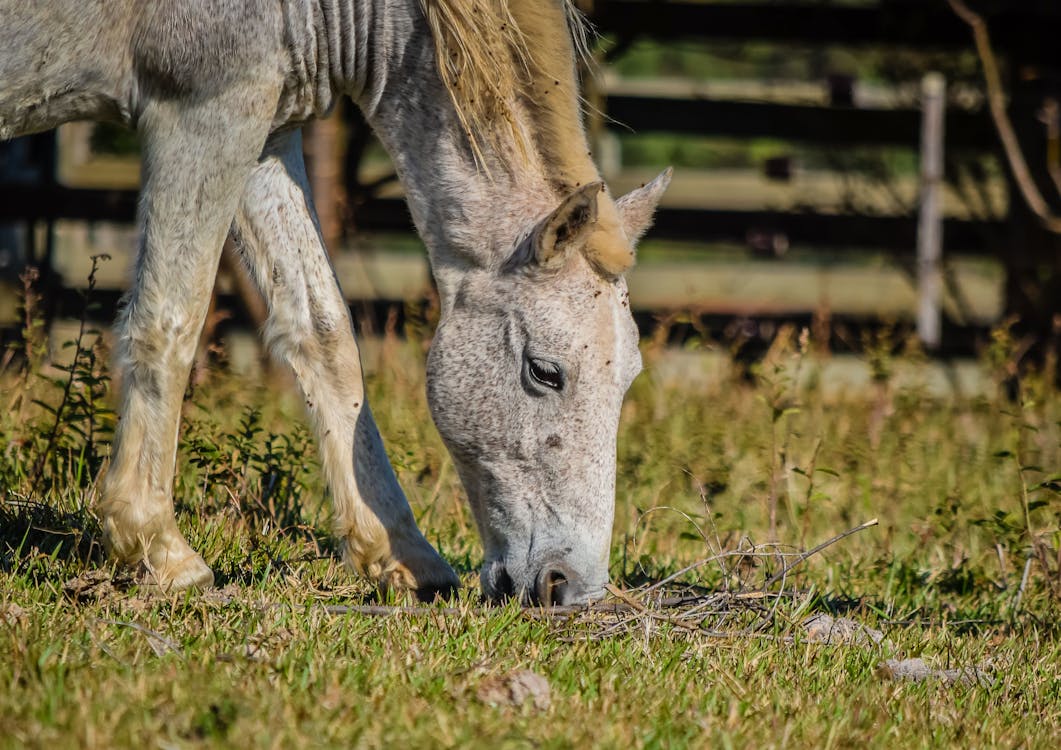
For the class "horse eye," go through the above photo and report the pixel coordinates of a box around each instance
[528,358,564,390]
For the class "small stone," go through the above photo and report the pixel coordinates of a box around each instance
[877,658,994,687]
[62,570,115,602]
[476,669,551,710]
[803,613,885,647]
[243,642,272,662]
[0,602,27,625]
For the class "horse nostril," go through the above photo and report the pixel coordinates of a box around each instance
[492,565,515,599]
[535,565,571,606]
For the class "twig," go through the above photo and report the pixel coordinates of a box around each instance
[763,519,879,589]
[947,0,1061,233]
[640,542,802,596]
[98,619,183,657]
[199,593,702,619]
[604,583,701,631]
[1012,553,1034,614]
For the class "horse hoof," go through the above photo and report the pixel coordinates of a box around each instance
[380,561,459,602]
[139,551,215,593]
[390,546,461,602]
[414,580,459,603]
[342,532,460,600]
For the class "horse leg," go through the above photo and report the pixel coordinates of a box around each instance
[232,131,459,599]
[98,90,276,590]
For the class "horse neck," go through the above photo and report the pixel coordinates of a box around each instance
[353,0,593,306]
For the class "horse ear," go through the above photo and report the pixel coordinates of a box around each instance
[615,167,672,246]
[534,182,602,267]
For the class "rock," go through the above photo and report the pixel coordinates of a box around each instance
[62,570,115,602]
[803,613,885,647]
[476,669,551,710]
[877,658,994,686]
[0,602,27,625]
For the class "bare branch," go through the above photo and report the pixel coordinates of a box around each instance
[947,0,1061,233]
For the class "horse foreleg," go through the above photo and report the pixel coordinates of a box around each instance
[232,131,459,600]
[98,90,277,590]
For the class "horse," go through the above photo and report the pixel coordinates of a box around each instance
[0,0,670,605]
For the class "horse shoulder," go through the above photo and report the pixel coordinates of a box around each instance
[132,0,283,97]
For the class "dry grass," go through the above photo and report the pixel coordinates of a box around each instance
[1,317,1059,748]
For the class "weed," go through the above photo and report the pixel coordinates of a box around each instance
[27,257,115,495]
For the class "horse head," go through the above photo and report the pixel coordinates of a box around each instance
[426,169,671,604]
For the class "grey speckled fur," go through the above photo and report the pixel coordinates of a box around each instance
[0,0,669,603]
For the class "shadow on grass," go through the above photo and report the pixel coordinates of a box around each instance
[613,566,1050,636]
[0,494,104,577]
[209,525,338,589]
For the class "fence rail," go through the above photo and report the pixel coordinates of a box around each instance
[4,0,1058,349]
[604,95,996,149]
[591,0,1059,64]
[0,187,1005,256]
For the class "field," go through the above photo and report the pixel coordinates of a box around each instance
[1,312,1059,749]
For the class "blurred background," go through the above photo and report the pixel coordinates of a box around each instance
[1,0,1059,375]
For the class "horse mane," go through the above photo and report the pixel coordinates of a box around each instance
[419,0,634,275]
[419,0,531,167]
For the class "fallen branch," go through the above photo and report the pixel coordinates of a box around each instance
[604,583,701,631]
[314,595,700,619]
[198,521,878,623]
[79,520,880,647]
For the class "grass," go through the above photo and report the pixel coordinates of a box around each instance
[0,311,1059,748]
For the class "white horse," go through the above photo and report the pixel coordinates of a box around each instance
[0,0,669,604]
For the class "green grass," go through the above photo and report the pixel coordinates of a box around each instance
[1,321,1059,748]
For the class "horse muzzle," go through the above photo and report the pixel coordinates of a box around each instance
[481,557,605,606]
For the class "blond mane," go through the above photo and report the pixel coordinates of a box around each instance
[419,0,534,166]
[420,0,634,274]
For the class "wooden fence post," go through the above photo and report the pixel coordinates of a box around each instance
[917,72,945,350]
[302,106,347,257]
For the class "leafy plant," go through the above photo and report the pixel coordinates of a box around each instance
[5,256,117,498]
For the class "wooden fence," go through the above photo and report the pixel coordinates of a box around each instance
[2,0,1059,352]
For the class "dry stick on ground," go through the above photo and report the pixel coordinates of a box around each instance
[604,583,702,632]
[639,518,878,597]
[947,0,1061,234]
[334,596,701,618]
[763,518,879,589]
[97,619,183,657]
[193,520,878,628]
[195,595,704,620]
